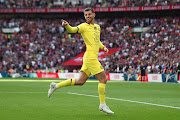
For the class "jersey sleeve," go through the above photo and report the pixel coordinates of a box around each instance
[65,24,78,33]
[99,41,105,50]
[77,23,84,33]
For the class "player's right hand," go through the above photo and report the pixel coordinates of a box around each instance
[61,19,68,27]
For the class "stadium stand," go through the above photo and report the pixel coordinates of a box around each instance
[99,17,180,74]
[0,0,179,8]
[0,16,179,74]
[0,18,84,73]
[0,0,52,8]
[0,0,179,74]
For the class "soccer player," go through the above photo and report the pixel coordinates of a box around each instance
[177,63,180,81]
[48,8,114,114]
[140,63,146,81]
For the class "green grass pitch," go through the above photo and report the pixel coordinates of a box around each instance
[0,78,180,120]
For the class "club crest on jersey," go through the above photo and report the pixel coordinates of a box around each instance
[94,27,97,30]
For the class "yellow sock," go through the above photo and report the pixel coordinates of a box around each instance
[98,83,106,103]
[57,78,75,88]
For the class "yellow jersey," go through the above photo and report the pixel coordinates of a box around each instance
[65,23,104,60]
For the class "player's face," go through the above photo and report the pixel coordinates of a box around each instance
[84,10,95,24]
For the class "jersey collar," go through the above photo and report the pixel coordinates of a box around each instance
[86,22,94,26]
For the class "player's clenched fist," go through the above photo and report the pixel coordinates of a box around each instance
[104,47,109,54]
[61,19,68,27]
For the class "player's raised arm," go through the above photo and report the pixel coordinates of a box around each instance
[61,19,78,33]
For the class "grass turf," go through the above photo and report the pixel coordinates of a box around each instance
[0,78,180,120]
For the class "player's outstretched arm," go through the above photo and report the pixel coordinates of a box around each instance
[61,19,78,33]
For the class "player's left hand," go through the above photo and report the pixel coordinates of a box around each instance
[104,47,109,54]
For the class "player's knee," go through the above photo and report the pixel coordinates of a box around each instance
[103,79,107,83]
[100,79,107,84]
[102,75,107,83]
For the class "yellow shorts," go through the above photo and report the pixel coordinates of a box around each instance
[80,59,104,77]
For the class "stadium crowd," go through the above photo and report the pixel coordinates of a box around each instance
[0,18,86,73]
[0,16,179,74]
[102,0,180,7]
[0,0,179,8]
[99,17,180,74]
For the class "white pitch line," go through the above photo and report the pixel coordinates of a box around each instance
[68,92,180,110]
[1,91,180,110]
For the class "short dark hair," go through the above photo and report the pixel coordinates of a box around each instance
[84,8,95,13]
